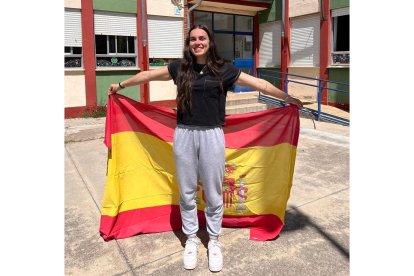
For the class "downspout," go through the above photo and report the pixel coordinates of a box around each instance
[281,0,289,92]
[138,0,149,103]
[187,0,203,27]
[281,0,285,37]
[320,0,327,21]
[319,0,330,105]
[141,0,147,47]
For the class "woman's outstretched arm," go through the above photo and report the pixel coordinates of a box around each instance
[235,72,303,109]
[108,66,172,95]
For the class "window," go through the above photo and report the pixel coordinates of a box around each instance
[65,47,82,68]
[290,14,320,67]
[331,9,350,65]
[259,21,281,67]
[95,35,137,67]
[235,15,253,32]
[64,8,82,68]
[194,11,212,30]
[214,13,233,31]
[149,58,177,67]
[147,16,184,66]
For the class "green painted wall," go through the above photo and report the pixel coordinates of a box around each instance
[258,0,282,23]
[93,0,136,13]
[258,67,282,90]
[328,68,349,104]
[330,0,349,10]
[96,71,140,106]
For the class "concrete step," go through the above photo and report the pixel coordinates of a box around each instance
[225,91,271,115]
[226,102,269,115]
[226,91,260,106]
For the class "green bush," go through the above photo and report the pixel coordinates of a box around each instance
[81,106,107,118]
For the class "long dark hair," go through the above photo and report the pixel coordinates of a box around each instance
[176,24,225,113]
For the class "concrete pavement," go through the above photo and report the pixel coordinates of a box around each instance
[65,114,349,275]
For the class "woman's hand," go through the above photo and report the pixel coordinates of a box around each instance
[285,95,304,109]
[108,83,123,95]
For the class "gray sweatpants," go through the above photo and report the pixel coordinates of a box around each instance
[173,125,225,238]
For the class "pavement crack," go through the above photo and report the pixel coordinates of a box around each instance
[286,187,350,259]
[287,187,349,211]
[114,240,138,276]
[65,136,105,144]
[66,146,138,275]
[65,147,102,213]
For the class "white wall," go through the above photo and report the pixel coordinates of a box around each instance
[287,67,319,102]
[64,0,81,9]
[149,67,177,101]
[147,0,184,17]
[289,0,319,18]
[149,80,177,101]
[65,71,86,107]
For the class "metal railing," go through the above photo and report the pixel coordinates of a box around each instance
[258,69,350,126]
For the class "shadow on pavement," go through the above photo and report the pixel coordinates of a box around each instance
[284,206,349,260]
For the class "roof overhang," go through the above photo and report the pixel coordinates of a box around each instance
[188,0,272,16]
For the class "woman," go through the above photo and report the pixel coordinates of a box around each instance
[108,24,303,272]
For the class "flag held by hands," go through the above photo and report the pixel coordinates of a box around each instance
[100,94,300,241]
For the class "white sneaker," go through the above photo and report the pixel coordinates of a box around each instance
[208,239,223,272]
[183,236,200,270]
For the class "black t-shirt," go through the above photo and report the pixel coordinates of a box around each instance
[168,59,241,126]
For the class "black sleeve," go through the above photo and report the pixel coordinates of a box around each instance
[167,59,182,84]
[221,62,242,89]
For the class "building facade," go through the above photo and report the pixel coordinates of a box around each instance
[64,0,349,118]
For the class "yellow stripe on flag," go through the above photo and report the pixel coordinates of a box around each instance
[102,131,296,223]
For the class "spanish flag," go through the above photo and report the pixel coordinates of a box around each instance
[100,94,300,241]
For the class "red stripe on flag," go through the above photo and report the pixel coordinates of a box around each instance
[104,95,177,148]
[224,107,300,148]
[105,94,299,149]
[100,205,284,241]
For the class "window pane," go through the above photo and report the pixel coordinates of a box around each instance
[64,47,71,53]
[336,15,349,51]
[194,11,212,30]
[235,35,252,59]
[214,13,233,31]
[109,36,116,53]
[117,36,127,53]
[72,47,82,54]
[96,56,136,67]
[128,37,135,53]
[65,57,82,67]
[235,15,253,32]
[95,35,107,54]
[214,33,233,61]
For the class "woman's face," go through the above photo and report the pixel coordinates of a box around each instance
[189,28,210,61]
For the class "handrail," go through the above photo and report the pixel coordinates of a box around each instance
[257,69,349,126]
[259,73,349,94]
[259,68,350,87]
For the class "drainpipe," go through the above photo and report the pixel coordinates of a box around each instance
[137,0,149,103]
[141,0,147,47]
[281,0,285,36]
[320,0,327,21]
[187,0,202,27]
[319,0,330,105]
[281,0,289,92]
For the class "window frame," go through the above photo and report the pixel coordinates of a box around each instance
[64,46,83,68]
[95,35,138,68]
[331,12,350,66]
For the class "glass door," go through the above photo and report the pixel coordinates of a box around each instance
[235,35,253,60]
[194,12,255,92]
[214,33,234,62]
